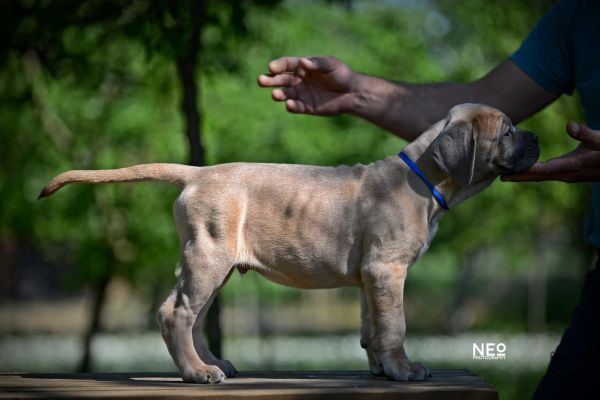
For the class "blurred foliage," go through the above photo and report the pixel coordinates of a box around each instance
[0,0,592,337]
[436,362,545,400]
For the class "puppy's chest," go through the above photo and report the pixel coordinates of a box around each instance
[416,220,439,261]
[367,216,440,267]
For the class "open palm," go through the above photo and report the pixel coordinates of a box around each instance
[258,56,357,115]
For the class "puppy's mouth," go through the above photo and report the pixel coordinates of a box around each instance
[497,141,540,175]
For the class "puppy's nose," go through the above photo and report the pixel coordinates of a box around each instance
[523,131,538,144]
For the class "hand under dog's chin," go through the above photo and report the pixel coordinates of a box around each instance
[498,147,540,176]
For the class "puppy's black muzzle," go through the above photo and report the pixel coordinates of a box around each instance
[497,130,540,174]
[521,131,541,162]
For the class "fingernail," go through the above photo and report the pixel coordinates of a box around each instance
[300,58,314,68]
[568,121,580,135]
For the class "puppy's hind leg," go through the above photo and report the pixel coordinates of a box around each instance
[191,276,237,378]
[360,288,384,376]
[157,241,233,384]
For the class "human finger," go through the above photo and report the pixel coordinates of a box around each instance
[300,56,337,72]
[268,57,301,74]
[501,155,581,182]
[567,122,600,150]
[500,162,548,182]
[258,73,298,88]
[285,99,307,113]
[271,86,298,101]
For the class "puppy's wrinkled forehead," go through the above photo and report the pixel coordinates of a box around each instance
[448,103,509,138]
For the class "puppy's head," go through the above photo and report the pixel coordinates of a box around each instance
[430,103,539,187]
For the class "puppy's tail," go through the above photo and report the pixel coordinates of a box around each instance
[38,163,198,199]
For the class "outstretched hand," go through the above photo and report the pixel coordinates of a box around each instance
[257,56,358,115]
[502,122,600,182]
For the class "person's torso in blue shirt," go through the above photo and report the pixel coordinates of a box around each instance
[510,0,600,246]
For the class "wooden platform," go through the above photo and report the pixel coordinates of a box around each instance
[0,370,498,399]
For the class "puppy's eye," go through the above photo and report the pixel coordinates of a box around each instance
[503,130,512,138]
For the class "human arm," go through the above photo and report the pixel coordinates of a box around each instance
[258,56,558,141]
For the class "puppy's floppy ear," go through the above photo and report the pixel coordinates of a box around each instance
[430,121,476,187]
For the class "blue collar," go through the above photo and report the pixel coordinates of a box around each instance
[398,151,449,210]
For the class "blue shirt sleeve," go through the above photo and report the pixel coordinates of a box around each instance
[510,0,578,95]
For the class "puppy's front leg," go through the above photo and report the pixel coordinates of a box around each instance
[362,263,430,381]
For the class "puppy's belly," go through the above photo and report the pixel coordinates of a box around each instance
[235,259,360,289]
[234,215,363,289]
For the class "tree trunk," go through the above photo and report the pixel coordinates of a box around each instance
[79,274,111,372]
[176,58,204,167]
[444,251,478,334]
[173,0,222,358]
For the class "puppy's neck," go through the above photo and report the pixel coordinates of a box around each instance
[400,120,494,210]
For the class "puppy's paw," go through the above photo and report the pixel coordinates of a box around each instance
[181,365,226,384]
[213,359,237,378]
[384,365,411,381]
[366,348,385,376]
[407,361,430,381]
[370,363,386,377]
[380,356,430,381]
